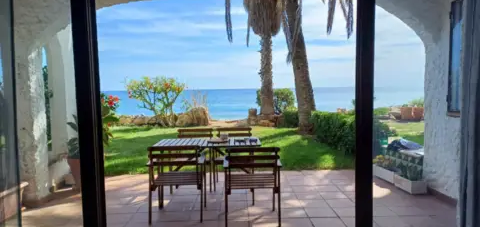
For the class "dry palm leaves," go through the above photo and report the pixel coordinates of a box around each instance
[243,0,283,45]
[224,0,354,59]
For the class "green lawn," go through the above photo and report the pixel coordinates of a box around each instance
[384,120,425,145]
[105,126,354,176]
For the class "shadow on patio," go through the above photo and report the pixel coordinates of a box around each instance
[10,170,456,227]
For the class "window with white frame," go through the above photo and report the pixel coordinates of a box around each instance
[447,0,463,114]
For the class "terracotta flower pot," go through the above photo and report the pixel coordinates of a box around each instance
[400,107,414,120]
[412,107,424,121]
[67,158,81,190]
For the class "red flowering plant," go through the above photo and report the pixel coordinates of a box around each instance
[100,93,120,146]
[125,76,186,127]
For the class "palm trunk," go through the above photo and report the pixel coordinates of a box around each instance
[259,35,275,116]
[286,0,316,134]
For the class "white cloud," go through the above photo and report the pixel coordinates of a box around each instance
[96,7,171,21]
[97,0,425,90]
[206,6,246,16]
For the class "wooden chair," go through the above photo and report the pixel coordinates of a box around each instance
[178,128,214,138]
[216,127,252,138]
[177,128,216,192]
[209,127,253,190]
[146,145,206,224]
[223,147,282,227]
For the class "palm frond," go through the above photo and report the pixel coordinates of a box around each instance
[246,13,251,46]
[325,0,354,38]
[225,0,233,42]
[326,0,336,35]
[346,0,354,38]
[282,8,293,63]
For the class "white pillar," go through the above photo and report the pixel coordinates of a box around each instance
[46,24,77,160]
[15,46,50,204]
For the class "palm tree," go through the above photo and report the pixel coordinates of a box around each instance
[225,0,354,131]
[282,0,354,133]
[226,0,283,116]
[282,0,316,133]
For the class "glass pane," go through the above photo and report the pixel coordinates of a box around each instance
[12,2,84,226]
[0,0,22,226]
[374,1,458,227]
[449,0,463,112]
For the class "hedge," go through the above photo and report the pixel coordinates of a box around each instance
[310,111,395,155]
[277,107,299,128]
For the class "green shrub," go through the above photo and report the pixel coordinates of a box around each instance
[278,107,299,128]
[43,66,53,147]
[256,88,295,114]
[374,107,389,116]
[310,111,395,154]
[310,112,356,154]
[408,97,424,107]
[125,76,186,127]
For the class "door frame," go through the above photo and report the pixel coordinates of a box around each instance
[355,0,376,226]
[70,0,107,226]
[69,0,377,226]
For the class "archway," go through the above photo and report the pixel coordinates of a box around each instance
[13,0,460,202]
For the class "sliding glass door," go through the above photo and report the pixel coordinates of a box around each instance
[0,0,22,226]
[0,0,106,226]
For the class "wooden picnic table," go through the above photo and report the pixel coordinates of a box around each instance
[151,137,262,168]
[150,137,262,178]
[151,137,262,151]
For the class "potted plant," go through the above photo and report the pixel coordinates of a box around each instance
[100,94,120,154]
[394,162,427,194]
[101,105,119,150]
[66,115,81,190]
[372,155,397,184]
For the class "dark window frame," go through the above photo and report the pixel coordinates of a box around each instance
[70,0,107,226]
[447,0,463,117]
[355,0,375,226]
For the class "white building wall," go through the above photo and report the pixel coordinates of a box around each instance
[423,17,461,200]
[45,24,77,192]
[377,0,461,200]
[46,24,77,160]
[15,46,50,203]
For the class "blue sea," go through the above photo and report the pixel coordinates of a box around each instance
[103,87,423,120]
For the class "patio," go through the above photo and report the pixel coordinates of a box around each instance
[13,170,456,227]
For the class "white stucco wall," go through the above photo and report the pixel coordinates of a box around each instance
[423,19,461,200]
[15,47,50,202]
[377,0,461,200]
[44,24,77,192]
[46,24,78,160]
[13,0,77,202]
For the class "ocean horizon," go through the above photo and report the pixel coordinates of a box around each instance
[103,87,423,120]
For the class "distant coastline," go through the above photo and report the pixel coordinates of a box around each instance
[103,87,423,120]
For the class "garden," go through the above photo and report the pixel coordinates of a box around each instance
[96,76,425,177]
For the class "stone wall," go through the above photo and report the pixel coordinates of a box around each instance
[117,107,210,127]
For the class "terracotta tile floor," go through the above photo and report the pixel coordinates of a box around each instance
[9,171,457,227]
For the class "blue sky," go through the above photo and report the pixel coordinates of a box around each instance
[96,0,425,91]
